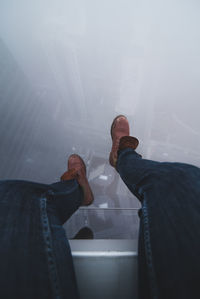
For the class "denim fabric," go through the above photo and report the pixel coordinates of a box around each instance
[117,148,200,299]
[0,179,83,299]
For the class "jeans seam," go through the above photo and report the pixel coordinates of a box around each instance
[143,199,158,299]
[40,197,62,299]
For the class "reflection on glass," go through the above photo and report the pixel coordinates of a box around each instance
[64,208,140,240]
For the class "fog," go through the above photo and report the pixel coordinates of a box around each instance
[0,0,200,220]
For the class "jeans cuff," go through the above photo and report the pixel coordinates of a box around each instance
[116,148,142,172]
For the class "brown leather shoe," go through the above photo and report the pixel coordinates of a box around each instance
[109,115,139,167]
[60,154,94,206]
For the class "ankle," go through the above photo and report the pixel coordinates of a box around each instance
[119,136,139,151]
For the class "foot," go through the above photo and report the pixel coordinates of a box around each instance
[61,154,94,206]
[109,115,139,167]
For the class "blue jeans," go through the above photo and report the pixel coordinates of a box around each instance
[1,149,200,299]
[0,179,83,299]
[117,148,200,299]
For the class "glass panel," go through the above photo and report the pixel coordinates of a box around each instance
[64,208,140,240]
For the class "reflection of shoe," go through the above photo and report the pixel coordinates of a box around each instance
[60,154,94,206]
[73,227,94,239]
[109,115,139,168]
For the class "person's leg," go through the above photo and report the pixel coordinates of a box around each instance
[42,179,83,299]
[116,147,163,299]
[40,154,93,298]
[117,148,200,299]
[0,154,93,299]
[110,115,200,299]
[0,180,56,299]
